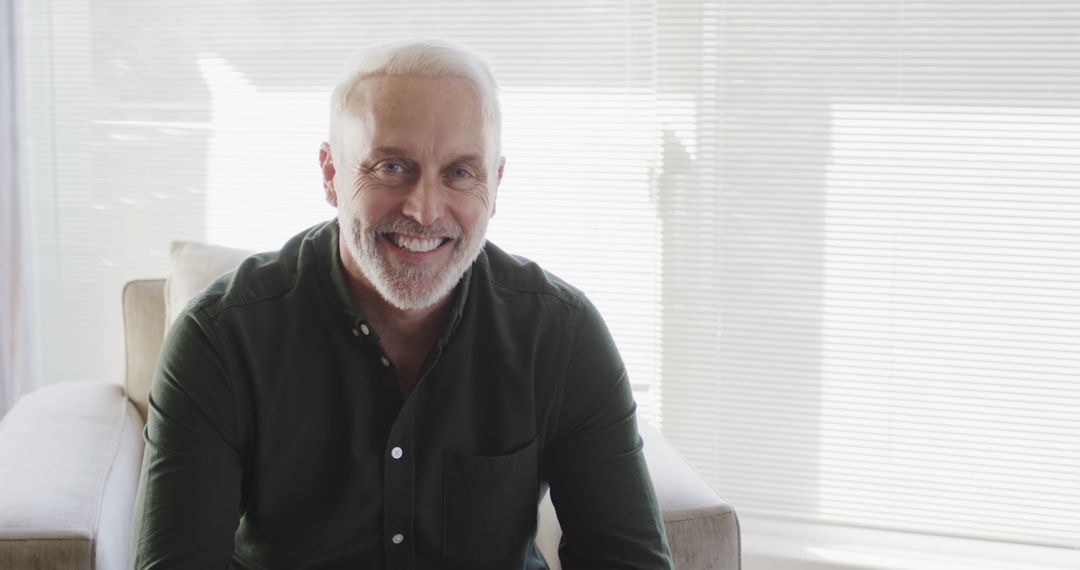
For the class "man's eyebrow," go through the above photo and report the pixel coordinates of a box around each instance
[449,153,484,165]
[366,148,483,164]
[368,146,410,158]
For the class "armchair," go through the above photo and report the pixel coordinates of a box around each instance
[0,244,739,569]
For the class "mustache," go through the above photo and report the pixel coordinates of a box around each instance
[370,216,463,239]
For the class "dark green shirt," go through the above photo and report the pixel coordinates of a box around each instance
[131,220,672,569]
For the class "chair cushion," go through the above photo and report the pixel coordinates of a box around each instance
[0,382,145,570]
[163,240,251,329]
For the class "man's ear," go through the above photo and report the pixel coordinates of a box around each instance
[319,142,338,208]
[491,157,506,217]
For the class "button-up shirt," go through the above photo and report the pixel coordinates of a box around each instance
[131,220,672,569]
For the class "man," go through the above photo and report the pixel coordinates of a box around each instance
[132,39,672,569]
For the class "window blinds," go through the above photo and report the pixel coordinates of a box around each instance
[16,0,1080,555]
[659,0,1080,551]
[15,0,665,422]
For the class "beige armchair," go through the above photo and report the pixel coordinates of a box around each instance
[0,250,739,569]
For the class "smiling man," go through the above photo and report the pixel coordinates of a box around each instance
[131,39,672,569]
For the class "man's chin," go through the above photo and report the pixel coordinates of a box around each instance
[376,280,456,312]
[359,237,484,311]
[364,262,460,312]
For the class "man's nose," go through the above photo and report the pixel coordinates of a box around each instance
[401,171,445,226]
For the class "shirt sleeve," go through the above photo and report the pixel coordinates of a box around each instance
[542,297,673,569]
[131,308,243,569]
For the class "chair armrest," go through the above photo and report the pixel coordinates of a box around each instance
[536,422,741,569]
[0,382,145,570]
[641,421,741,569]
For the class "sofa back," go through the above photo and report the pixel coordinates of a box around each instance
[122,279,166,422]
[121,240,251,422]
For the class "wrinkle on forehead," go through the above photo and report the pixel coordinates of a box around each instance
[343,75,487,163]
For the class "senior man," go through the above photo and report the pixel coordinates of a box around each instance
[131,39,672,569]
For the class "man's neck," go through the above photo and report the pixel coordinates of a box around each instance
[338,245,455,399]
[348,277,453,344]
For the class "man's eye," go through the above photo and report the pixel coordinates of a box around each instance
[378,162,405,174]
[450,168,472,178]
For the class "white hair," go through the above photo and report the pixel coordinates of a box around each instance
[328,38,502,173]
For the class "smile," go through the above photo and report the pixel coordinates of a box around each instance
[385,233,452,254]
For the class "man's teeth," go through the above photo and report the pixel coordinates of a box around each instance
[393,234,444,253]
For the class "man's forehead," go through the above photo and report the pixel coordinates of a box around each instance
[339,118,487,159]
[340,75,489,160]
[346,74,483,114]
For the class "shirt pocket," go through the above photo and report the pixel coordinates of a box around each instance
[442,437,540,564]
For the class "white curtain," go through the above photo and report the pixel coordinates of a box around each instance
[0,0,37,417]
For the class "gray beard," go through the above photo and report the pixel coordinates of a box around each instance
[344,215,487,311]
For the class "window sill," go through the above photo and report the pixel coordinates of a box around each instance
[740,514,1079,570]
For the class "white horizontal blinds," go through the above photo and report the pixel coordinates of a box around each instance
[653,0,725,453]
[15,0,665,420]
[666,0,1080,549]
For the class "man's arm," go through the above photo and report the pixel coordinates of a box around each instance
[543,298,673,569]
[131,309,243,568]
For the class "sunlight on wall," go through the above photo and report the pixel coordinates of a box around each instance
[495,88,663,424]
[198,55,332,251]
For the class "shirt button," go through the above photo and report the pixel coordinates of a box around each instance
[360,323,370,336]
[380,356,391,367]
[392,533,405,545]
[391,446,404,460]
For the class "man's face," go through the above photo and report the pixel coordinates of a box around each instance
[321,75,501,311]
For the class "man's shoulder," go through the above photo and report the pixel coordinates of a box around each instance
[188,221,332,322]
[477,241,587,310]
